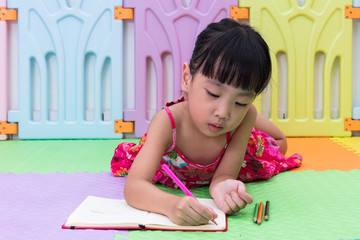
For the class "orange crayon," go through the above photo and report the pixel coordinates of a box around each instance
[257,202,264,224]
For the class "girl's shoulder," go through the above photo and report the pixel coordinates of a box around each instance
[150,101,187,132]
[149,107,172,129]
[147,103,187,152]
[146,108,174,142]
[165,101,188,128]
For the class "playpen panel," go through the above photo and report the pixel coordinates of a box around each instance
[7,0,124,139]
[355,0,360,8]
[0,0,17,140]
[353,17,360,119]
[246,0,352,136]
[0,0,8,125]
[124,0,237,137]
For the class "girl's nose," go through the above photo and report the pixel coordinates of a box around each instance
[215,104,231,120]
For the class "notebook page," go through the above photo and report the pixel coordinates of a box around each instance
[65,196,148,226]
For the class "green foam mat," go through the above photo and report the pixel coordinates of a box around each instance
[115,170,360,240]
[0,139,137,173]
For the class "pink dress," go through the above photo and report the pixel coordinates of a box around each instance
[111,100,302,189]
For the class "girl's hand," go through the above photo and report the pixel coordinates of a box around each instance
[211,179,253,215]
[167,196,218,226]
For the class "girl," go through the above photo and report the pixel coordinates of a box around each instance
[111,18,302,226]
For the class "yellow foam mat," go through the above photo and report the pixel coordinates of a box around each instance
[331,137,360,156]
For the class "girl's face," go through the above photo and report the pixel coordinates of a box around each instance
[182,63,256,137]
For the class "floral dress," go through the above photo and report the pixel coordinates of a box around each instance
[111,100,302,189]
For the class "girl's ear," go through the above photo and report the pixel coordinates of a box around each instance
[181,63,192,93]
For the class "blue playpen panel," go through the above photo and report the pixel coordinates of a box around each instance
[123,0,238,137]
[7,0,124,139]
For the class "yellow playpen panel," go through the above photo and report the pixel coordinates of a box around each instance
[240,0,352,136]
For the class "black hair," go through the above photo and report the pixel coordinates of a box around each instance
[189,18,271,95]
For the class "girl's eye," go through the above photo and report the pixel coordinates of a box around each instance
[206,90,219,98]
[235,102,248,107]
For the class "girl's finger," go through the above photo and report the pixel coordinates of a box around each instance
[230,191,246,210]
[188,199,216,224]
[239,192,254,204]
[205,206,218,221]
[224,194,239,214]
[237,186,254,204]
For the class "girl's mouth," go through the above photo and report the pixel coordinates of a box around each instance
[208,123,223,132]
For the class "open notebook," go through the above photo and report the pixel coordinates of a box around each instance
[62,196,227,231]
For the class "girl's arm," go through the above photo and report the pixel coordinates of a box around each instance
[124,109,217,226]
[254,113,287,155]
[209,104,257,214]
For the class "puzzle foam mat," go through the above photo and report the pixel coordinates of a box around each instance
[1,138,360,240]
[331,137,360,156]
[0,139,136,173]
[0,172,127,240]
[115,170,360,240]
[286,137,360,171]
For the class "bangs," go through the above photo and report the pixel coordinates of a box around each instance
[189,19,272,96]
[200,29,271,95]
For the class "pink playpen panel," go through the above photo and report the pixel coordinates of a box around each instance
[124,0,238,137]
[0,0,10,140]
[0,0,9,123]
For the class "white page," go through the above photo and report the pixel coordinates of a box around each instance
[65,196,226,229]
[65,196,148,226]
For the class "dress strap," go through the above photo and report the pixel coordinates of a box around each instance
[165,107,176,130]
[226,131,231,143]
[165,107,176,152]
